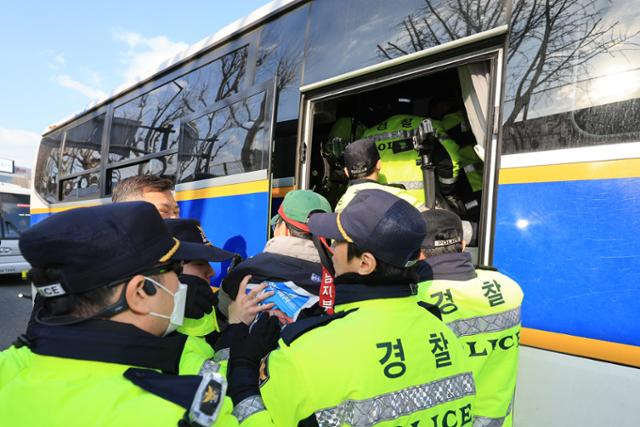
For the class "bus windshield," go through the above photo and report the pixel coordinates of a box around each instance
[0,193,30,239]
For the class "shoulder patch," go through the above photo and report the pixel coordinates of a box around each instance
[280,308,358,346]
[123,368,200,409]
[475,264,499,272]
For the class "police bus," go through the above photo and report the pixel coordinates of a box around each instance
[30,0,640,424]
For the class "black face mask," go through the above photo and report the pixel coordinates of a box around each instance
[179,274,216,320]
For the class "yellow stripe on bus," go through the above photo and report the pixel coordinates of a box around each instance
[499,158,640,184]
[31,202,102,215]
[521,327,640,368]
[174,179,269,201]
[31,179,271,214]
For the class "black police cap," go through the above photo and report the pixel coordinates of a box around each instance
[20,201,203,298]
[164,218,236,262]
[343,138,380,176]
[308,189,426,268]
[420,209,463,249]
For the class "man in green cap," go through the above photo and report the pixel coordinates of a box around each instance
[215,190,331,324]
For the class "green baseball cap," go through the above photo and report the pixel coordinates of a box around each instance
[271,190,332,229]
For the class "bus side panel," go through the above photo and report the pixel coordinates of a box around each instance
[493,176,640,347]
[515,347,640,427]
[30,212,51,226]
[178,191,269,286]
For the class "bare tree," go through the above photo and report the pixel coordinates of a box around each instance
[376,0,635,151]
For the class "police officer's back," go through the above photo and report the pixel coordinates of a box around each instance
[335,138,424,212]
[0,202,237,426]
[226,190,475,426]
[417,209,523,427]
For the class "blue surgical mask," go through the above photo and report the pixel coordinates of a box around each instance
[146,276,187,336]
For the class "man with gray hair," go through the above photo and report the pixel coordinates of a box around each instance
[112,175,180,219]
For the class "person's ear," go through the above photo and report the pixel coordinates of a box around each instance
[358,252,377,275]
[419,249,426,261]
[343,167,350,179]
[125,275,154,315]
[375,159,382,172]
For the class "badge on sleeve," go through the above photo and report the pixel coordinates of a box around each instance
[188,364,227,426]
[259,354,270,387]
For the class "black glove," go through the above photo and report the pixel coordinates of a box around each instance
[181,274,216,319]
[227,315,281,405]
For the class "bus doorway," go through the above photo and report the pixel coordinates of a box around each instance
[297,53,501,263]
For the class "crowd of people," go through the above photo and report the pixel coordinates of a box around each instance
[0,136,523,426]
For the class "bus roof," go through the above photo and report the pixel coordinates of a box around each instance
[44,0,300,135]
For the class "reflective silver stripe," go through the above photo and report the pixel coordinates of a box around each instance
[315,372,475,427]
[213,348,230,362]
[438,176,457,185]
[232,395,265,423]
[397,180,424,190]
[463,162,483,175]
[465,200,479,210]
[198,359,221,375]
[473,398,513,427]
[363,129,416,144]
[447,307,521,338]
[473,415,504,427]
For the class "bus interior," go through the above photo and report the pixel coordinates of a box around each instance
[302,61,491,248]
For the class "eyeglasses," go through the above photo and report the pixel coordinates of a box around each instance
[141,261,184,277]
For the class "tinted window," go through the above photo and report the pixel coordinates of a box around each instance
[108,155,178,194]
[179,46,248,107]
[34,131,62,203]
[110,82,183,163]
[178,92,269,182]
[60,172,100,201]
[0,193,29,239]
[254,6,309,179]
[110,46,249,164]
[256,5,308,122]
[60,114,104,175]
[502,0,640,153]
[304,0,507,84]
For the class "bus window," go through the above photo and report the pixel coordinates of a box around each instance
[59,172,101,201]
[107,154,178,195]
[34,131,63,203]
[0,193,30,239]
[178,91,270,182]
[60,114,104,176]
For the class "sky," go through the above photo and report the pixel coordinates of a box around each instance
[0,0,271,169]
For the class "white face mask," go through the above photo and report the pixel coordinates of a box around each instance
[145,276,188,336]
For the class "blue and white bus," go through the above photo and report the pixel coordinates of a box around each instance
[31,0,640,424]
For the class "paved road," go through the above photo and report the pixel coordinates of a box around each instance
[0,275,32,350]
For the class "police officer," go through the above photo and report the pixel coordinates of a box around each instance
[0,202,238,426]
[417,209,523,427]
[165,218,254,374]
[226,190,476,426]
[335,138,424,212]
[360,114,463,208]
[430,101,483,221]
[319,117,368,205]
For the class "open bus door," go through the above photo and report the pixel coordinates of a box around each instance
[176,79,278,285]
[295,30,506,267]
